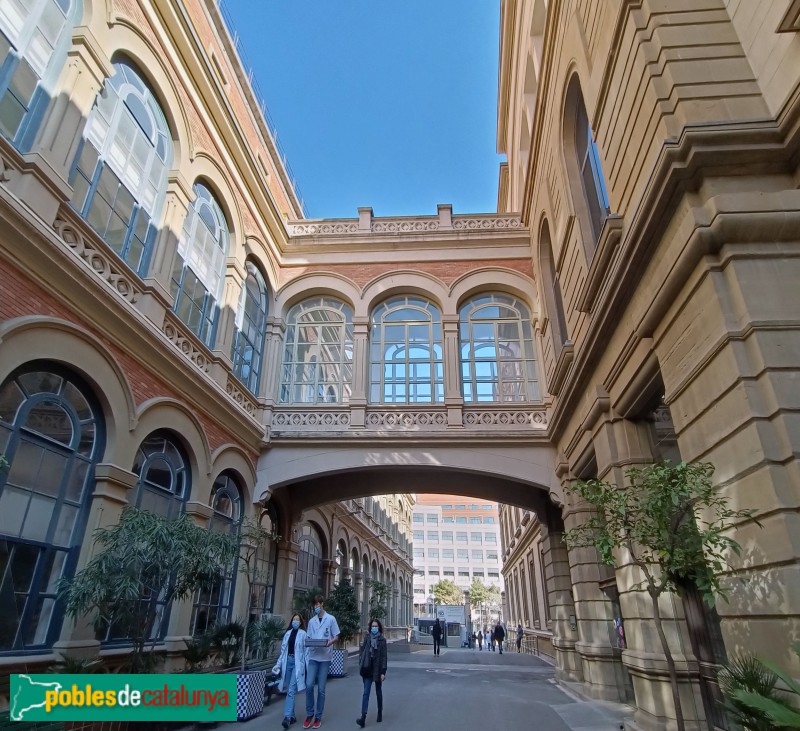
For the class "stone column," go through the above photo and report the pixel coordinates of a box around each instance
[441,314,463,426]
[55,464,135,659]
[354,571,365,627]
[273,540,300,619]
[262,318,286,406]
[322,559,337,596]
[349,317,369,427]
[211,256,246,371]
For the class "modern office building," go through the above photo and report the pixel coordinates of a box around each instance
[0,1,798,730]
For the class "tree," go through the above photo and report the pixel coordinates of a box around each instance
[58,507,237,672]
[368,579,390,622]
[293,586,325,623]
[431,579,463,607]
[325,577,361,646]
[563,460,757,731]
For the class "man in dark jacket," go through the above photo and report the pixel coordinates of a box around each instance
[493,621,506,654]
[431,619,443,656]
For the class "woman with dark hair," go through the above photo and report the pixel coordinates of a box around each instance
[356,618,387,727]
[273,614,308,729]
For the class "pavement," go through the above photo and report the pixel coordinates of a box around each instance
[235,645,634,731]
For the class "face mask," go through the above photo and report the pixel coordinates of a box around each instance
[291,620,300,629]
[313,607,321,615]
[371,626,379,635]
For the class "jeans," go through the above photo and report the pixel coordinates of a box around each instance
[283,656,298,719]
[361,677,383,716]
[305,660,330,718]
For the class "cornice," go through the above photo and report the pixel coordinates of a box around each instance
[778,0,800,32]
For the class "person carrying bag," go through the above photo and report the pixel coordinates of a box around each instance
[356,619,387,727]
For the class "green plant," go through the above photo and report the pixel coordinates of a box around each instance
[563,460,758,731]
[247,614,285,661]
[368,579,390,622]
[182,633,213,672]
[721,643,800,729]
[325,578,361,645]
[58,507,237,673]
[48,657,106,674]
[431,579,463,607]
[209,620,244,668]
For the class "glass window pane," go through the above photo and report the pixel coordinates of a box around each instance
[0,92,25,138]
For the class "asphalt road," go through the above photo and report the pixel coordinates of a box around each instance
[240,646,629,731]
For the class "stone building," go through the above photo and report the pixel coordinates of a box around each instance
[0,0,798,729]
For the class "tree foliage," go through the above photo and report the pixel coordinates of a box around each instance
[368,579,390,622]
[563,460,757,731]
[326,577,361,645]
[431,579,463,607]
[58,508,237,672]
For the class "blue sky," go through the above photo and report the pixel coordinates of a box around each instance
[221,1,505,219]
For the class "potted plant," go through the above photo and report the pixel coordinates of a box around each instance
[324,578,361,677]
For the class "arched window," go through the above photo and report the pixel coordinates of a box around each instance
[170,183,229,345]
[70,61,172,274]
[370,296,444,404]
[191,472,242,635]
[132,431,189,520]
[540,220,569,353]
[248,504,278,621]
[0,364,103,653]
[566,77,609,244]
[459,293,540,403]
[0,0,76,146]
[280,297,353,404]
[232,261,269,394]
[295,523,323,592]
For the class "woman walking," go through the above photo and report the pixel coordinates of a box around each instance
[273,614,308,729]
[356,619,387,727]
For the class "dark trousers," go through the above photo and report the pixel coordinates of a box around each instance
[361,677,383,716]
[517,637,522,652]
[433,637,441,655]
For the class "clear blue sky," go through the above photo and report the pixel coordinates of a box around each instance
[221,1,505,219]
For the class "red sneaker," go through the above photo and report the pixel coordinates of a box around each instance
[312,719,322,729]
[303,718,313,729]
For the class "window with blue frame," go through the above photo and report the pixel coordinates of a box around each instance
[102,431,190,643]
[248,504,278,621]
[170,183,229,346]
[232,261,269,394]
[0,365,104,653]
[370,296,444,404]
[70,62,172,275]
[459,293,540,403]
[0,0,75,147]
[191,472,242,635]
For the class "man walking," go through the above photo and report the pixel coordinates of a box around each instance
[493,621,506,654]
[516,623,524,653]
[304,595,340,729]
[431,618,443,656]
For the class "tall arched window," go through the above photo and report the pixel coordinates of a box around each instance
[70,61,172,274]
[0,0,76,147]
[459,293,540,403]
[191,472,242,635]
[566,77,609,244]
[132,431,189,520]
[295,523,323,593]
[171,183,229,345]
[370,296,444,404]
[280,297,353,404]
[232,261,269,394]
[540,220,569,353]
[0,364,104,653]
[248,504,278,621]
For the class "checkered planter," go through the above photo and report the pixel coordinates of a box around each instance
[236,670,267,721]
[327,648,347,678]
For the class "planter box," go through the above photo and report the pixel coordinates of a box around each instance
[327,648,347,678]
[235,670,266,721]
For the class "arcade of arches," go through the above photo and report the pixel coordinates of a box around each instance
[0,2,799,731]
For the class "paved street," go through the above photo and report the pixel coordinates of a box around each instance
[239,646,631,731]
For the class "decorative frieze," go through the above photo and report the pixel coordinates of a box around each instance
[286,214,523,237]
[53,218,141,304]
[272,410,351,430]
[162,314,211,373]
[463,408,548,429]
[365,410,448,429]
[226,378,258,417]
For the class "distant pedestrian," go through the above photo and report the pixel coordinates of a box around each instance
[485,629,492,651]
[431,619,443,656]
[516,624,524,653]
[477,631,483,650]
[273,614,308,729]
[356,618,387,727]
[494,621,506,654]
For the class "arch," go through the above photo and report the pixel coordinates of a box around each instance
[275,273,359,320]
[209,444,257,505]
[362,271,448,316]
[450,268,537,314]
[189,155,244,251]
[0,317,135,452]
[242,237,279,296]
[537,216,569,356]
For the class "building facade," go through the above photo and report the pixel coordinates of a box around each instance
[411,496,506,623]
[0,1,798,730]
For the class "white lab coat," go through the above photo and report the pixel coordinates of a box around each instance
[272,628,308,693]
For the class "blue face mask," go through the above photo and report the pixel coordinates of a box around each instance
[371,626,379,635]
[313,607,321,615]
[291,620,300,629]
